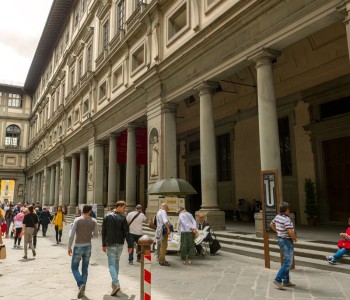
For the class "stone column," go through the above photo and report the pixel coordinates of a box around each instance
[49,166,55,206]
[35,174,40,203]
[27,179,32,204]
[69,154,78,214]
[108,134,118,208]
[162,103,177,178]
[44,167,50,206]
[62,158,71,207]
[196,82,225,229]
[126,125,136,209]
[55,162,60,207]
[251,49,283,199]
[94,141,105,216]
[78,150,87,205]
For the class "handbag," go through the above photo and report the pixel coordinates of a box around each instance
[209,239,221,254]
[337,239,350,249]
[0,245,6,259]
[209,231,221,254]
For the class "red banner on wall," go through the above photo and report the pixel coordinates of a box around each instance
[117,128,147,165]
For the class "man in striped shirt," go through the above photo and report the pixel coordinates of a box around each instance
[270,202,297,290]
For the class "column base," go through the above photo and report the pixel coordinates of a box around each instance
[195,209,226,230]
[68,206,77,214]
[96,205,105,218]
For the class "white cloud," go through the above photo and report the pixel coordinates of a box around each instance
[0,0,53,85]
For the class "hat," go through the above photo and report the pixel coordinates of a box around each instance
[136,204,142,210]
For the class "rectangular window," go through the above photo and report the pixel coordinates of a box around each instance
[103,20,109,49]
[131,44,145,72]
[99,81,107,100]
[87,44,92,71]
[216,133,232,182]
[112,65,123,89]
[118,0,125,30]
[8,93,22,108]
[168,1,188,41]
[278,116,292,176]
[78,58,83,81]
[62,82,65,102]
[70,68,75,90]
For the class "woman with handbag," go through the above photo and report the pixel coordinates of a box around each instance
[21,205,39,259]
[326,218,350,265]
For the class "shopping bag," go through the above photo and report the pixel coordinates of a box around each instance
[0,245,6,259]
[209,239,221,254]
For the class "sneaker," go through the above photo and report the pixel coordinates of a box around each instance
[273,280,286,290]
[128,260,133,265]
[111,284,120,296]
[77,284,85,299]
[283,282,296,287]
[13,245,17,249]
[22,255,27,259]
[32,249,36,257]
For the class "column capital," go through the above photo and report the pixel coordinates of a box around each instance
[80,149,88,154]
[124,122,139,130]
[337,0,350,19]
[194,81,218,94]
[248,48,281,66]
[161,102,177,113]
[109,133,119,140]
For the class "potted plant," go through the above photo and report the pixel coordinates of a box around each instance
[304,178,319,226]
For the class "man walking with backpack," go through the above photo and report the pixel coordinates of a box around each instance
[68,204,99,299]
[126,204,147,264]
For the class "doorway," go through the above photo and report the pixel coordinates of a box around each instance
[323,136,350,222]
[188,165,201,215]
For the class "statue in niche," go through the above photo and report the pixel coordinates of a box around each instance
[18,184,24,197]
[150,135,159,177]
[87,155,94,191]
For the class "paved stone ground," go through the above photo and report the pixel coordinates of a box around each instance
[1,224,350,300]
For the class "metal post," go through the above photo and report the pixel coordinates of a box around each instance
[139,235,154,300]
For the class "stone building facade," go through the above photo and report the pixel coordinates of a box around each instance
[0,84,30,204]
[2,0,350,228]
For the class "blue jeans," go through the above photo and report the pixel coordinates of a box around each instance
[275,238,294,284]
[107,245,124,286]
[71,245,92,287]
[128,234,142,262]
[333,248,350,261]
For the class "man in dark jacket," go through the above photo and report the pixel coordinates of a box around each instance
[102,201,132,296]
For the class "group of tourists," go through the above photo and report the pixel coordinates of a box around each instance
[0,201,69,258]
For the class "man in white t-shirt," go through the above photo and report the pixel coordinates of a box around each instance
[126,204,147,264]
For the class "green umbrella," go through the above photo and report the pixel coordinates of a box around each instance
[148,178,197,196]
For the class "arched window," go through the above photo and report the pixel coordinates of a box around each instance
[5,125,21,148]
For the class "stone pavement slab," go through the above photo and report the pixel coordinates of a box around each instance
[1,224,350,299]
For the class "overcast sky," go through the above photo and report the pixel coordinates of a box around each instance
[0,0,53,86]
